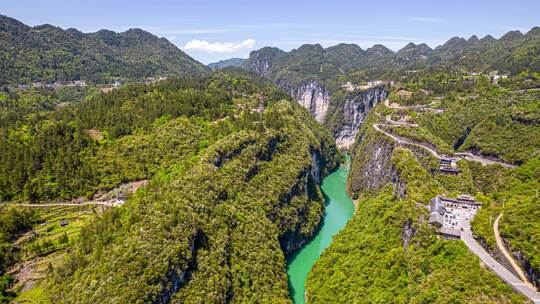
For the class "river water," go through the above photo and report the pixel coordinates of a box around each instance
[286,156,355,304]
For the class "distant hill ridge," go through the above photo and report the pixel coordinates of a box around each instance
[208,58,245,70]
[238,26,540,87]
[0,14,209,85]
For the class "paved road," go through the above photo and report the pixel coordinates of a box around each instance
[455,152,516,168]
[373,123,442,158]
[509,88,540,94]
[494,214,531,284]
[374,122,517,168]
[462,228,540,303]
[11,201,121,208]
[383,99,436,110]
[385,115,419,127]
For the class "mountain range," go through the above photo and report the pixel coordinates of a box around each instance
[3,13,539,88]
[206,27,540,88]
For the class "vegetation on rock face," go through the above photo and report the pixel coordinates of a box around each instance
[378,79,540,165]
[48,100,338,303]
[316,75,540,302]
[0,15,209,85]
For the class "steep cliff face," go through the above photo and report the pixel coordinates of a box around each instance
[333,87,388,148]
[276,79,331,123]
[279,150,334,254]
[349,130,397,194]
[242,47,285,76]
[402,219,416,249]
[513,250,540,288]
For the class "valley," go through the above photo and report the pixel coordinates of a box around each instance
[0,10,539,304]
[287,155,354,304]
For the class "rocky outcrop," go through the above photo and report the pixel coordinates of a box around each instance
[279,150,335,254]
[309,151,322,185]
[349,130,397,194]
[402,219,416,250]
[512,250,540,288]
[276,79,330,123]
[242,47,285,76]
[334,87,388,148]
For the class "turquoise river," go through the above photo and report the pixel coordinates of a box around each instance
[286,156,355,304]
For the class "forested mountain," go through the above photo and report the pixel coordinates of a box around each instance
[1,10,539,303]
[208,58,245,70]
[49,100,338,303]
[0,15,209,85]
[1,70,340,303]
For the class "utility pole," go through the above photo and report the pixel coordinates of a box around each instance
[259,92,266,131]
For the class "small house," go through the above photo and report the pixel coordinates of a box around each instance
[440,157,459,174]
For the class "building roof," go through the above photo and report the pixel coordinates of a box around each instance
[429,197,446,226]
[438,227,461,238]
[440,166,459,173]
[431,197,446,214]
[429,212,444,226]
[437,195,481,206]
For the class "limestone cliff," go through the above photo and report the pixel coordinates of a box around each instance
[332,87,388,148]
[279,149,337,254]
[276,78,330,123]
[241,47,285,76]
[349,128,398,194]
[346,108,411,199]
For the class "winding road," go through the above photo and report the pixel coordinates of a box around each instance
[380,98,536,301]
[385,114,418,127]
[455,152,516,168]
[378,99,517,168]
[373,123,442,158]
[494,214,531,284]
[383,99,436,110]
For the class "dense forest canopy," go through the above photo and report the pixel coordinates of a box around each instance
[1,70,340,303]
[0,15,209,85]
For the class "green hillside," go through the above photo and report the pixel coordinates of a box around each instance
[0,15,209,85]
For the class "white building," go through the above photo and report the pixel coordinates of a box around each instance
[429,195,482,239]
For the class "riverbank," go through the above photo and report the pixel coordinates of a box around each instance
[286,155,354,304]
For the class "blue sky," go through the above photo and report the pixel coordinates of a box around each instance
[3,0,540,64]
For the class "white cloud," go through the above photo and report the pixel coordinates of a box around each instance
[183,38,256,53]
[410,17,446,23]
[167,35,177,41]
